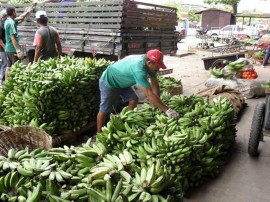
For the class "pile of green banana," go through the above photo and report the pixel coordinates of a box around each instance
[0,94,236,201]
[0,137,182,201]
[97,94,236,192]
[0,139,106,201]
[226,60,245,72]
[157,76,182,91]
[0,56,112,136]
[209,67,233,79]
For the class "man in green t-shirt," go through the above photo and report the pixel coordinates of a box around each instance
[97,49,179,132]
[4,6,32,79]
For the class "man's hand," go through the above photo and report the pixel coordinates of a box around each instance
[165,108,179,119]
[24,6,33,14]
[16,49,24,60]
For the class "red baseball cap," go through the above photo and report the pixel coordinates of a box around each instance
[146,49,167,69]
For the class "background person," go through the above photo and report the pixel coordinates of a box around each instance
[262,45,270,68]
[0,9,7,85]
[33,11,62,62]
[96,49,179,133]
[4,6,32,79]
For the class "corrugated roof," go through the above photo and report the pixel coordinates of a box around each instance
[236,13,270,18]
[195,8,233,15]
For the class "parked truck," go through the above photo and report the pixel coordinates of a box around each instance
[1,0,179,62]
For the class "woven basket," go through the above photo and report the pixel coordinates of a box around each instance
[0,125,11,133]
[0,126,52,157]
[168,86,183,96]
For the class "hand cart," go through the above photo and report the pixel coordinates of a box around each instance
[202,52,246,70]
[196,34,214,49]
[248,90,270,156]
[201,37,247,70]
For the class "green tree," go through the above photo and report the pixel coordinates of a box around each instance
[163,1,183,18]
[188,9,200,22]
[203,0,241,14]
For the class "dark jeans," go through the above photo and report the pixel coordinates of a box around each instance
[6,52,19,68]
[263,45,270,66]
[0,51,7,84]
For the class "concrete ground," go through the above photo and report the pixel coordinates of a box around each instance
[163,35,270,201]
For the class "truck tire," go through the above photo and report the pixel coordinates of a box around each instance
[211,34,218,42]
[177,34,182,42]
[196,32,201,38]
[248,103,265,157]
[263,97,270,130]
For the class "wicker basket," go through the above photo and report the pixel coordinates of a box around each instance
[0,125,11,133]
[0,126,52,157]
[235,71,243,79]
[168,86,183,96]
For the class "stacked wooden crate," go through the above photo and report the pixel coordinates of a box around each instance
[2,0,178,58]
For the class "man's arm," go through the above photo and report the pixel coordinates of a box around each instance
[0,28,5,50]
[150,77,160,97]
[0,39,5,50]
[139,87,168,112]
[56,42,62,57]
[55,33,62,57]
[11,34,19,50]
[17,6,33,24]
[34,46,42,62]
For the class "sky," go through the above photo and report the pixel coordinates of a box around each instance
[135,0,270,13]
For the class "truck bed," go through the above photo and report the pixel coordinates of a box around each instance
[2,0,178,59]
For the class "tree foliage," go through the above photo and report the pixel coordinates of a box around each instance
[188,9,200,22]
[163,1,183,18]
[203,0,241,14]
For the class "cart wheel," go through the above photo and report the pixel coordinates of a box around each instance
[248,103,265,157]
[211,59,227,69]
[264,97,270,131]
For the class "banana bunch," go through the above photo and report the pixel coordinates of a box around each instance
[209,67,234,79]
[127,161,182,202]
[120,106,155,129]
[158,76,182,91]
[99,123,143,153]
[97,108,155,153]
[89,150,134,181]
[86,151,135,202]
[209,67,225,78]
[0,168,42,201]
[227,60,244,72]
[160,91,172,105]
[166,94,205,114]
[88,177,123,202]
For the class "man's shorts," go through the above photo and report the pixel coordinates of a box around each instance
[6,52,19,68]
[99,79,138,113]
